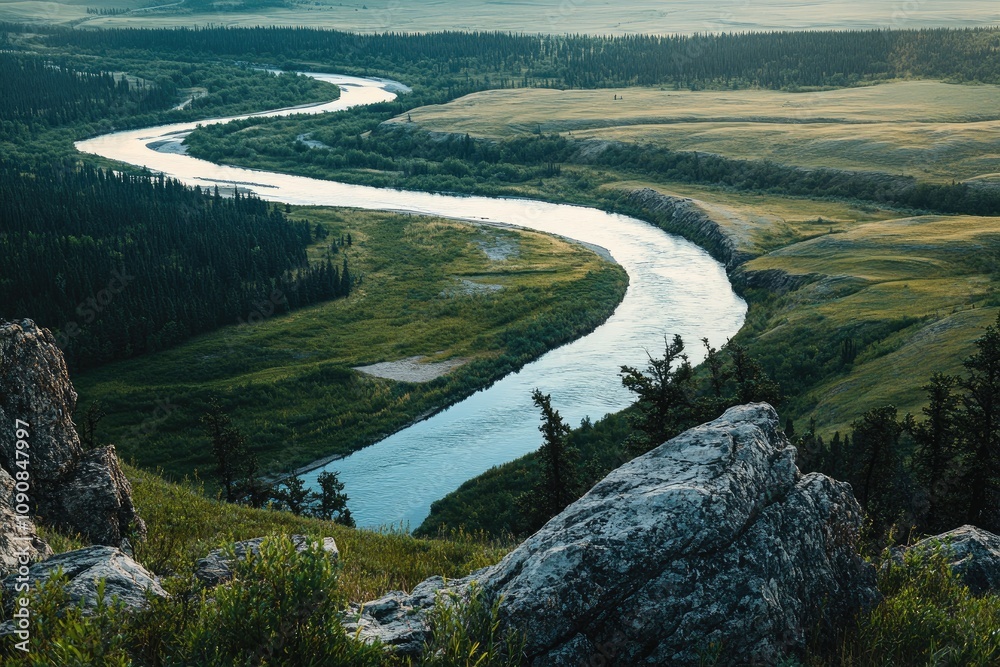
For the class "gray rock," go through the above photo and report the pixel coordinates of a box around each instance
[1,545,166,615]
[901,525,1000,595]
[350,403,879,666]
[344,576,453,656]
[0,319,83,485]
[0,319,143,547]
[56,445,146,546]
[0,468,51,577]
[194,534,338,586]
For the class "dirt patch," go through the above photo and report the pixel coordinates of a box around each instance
[441,278,504,297]
[476,235,519,261]
[353,355,468,383]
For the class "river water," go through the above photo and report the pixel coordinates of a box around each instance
[77,73,747,530]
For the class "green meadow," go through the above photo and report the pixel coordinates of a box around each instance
[74,206,626,482]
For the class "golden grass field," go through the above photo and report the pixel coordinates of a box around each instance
[393,81,1000,182]
[5,0,1000,33]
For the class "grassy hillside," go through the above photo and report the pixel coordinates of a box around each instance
[391,81,1000,183]
[742,214,1000,436]
[74,206,627,481]
[126,464,508,599]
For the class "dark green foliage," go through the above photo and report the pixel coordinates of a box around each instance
[311,471,355,527]
[0,53,172,127]
[201,400,253,503]
[0,159,350,370]
[798,314,1000,543]
[846,406,910,541]
[79,401,106,451]
[619,334,697,456]
[42,26,1000,90]
[516,390,579,532]
[274,474,312,515]
[728,340,783,406]
[909,374,962,533]
[960,313,1000,527]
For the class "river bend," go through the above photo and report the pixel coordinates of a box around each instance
[77,73,747,529]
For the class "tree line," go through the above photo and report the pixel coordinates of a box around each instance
[0,159,353,370]
[39,25,1000,89]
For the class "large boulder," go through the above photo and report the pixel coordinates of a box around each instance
[0,319,143,546]
[350,403,879,665]
[1,545,166,615]
[194,534,339,586]
[901,525,1000,595]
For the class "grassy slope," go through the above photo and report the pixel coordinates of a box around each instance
[743,215,1000,436]
[75,206,626,480]
[390,81,1000,183]
[126,465,507,601]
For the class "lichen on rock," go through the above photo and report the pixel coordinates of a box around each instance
[349,403,880,665]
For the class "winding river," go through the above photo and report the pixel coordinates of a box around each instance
[77,73,747,530]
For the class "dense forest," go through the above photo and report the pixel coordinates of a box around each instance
[0,49,338,166]
[0,53,173,127]
[39,25,1000,89]
[0,160,352,370]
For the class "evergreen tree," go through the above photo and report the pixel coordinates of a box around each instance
[309,471,354,527]
[908,373,961,532]
[727,341,782,406]
[959,312,1000,528]
[518,390,579,530]
[620,334,696,455]
[275,474,311,515]
[848,405,905,538]
[79,401,106,451]
[201,400,249,503]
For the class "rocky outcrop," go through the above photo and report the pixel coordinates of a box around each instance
[731,267,817,295]
[350,403,879,665]
[344,576,452,656]
[1,545,166,616]
[56,446,146,546]
[194,535,339,586]
[0,319,83,485]
[622,189,756,270]
[0,468,51,576]
[0,319,144,548]
[900,525,1000,595]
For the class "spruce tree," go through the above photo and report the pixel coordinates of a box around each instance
[959,312,1000,527]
